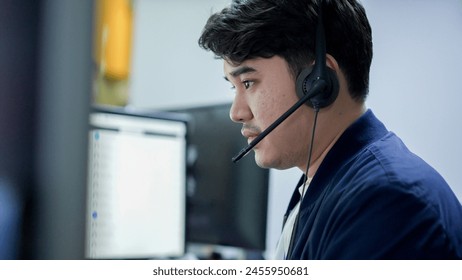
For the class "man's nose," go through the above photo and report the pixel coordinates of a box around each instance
[229,93,252,123]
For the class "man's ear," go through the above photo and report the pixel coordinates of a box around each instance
[326,54,340,72]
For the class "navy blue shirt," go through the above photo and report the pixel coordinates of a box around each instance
[286,110,462,259]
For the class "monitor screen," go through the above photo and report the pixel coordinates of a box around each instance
[173,103,269,252]
[85,106,188,259]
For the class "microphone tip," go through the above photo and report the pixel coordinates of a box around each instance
[232,147,250,163]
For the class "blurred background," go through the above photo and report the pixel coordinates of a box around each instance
[1,0,461,259]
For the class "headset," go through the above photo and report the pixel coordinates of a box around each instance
[232,1,338,162]
[296,2,339,109]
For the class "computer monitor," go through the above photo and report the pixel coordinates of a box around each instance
[173,103,269,252]
[85,106,188,259]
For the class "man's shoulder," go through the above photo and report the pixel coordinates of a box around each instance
[350,131,447,189]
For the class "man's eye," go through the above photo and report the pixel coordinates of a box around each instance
[243,80,254,89]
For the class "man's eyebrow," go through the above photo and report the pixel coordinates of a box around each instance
[224,65,257,81]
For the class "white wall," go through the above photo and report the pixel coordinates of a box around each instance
[130,0,232,109]
[129,0,462,257]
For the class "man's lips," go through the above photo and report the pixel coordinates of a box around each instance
[241,127,261,144]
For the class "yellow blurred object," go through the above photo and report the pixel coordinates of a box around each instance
[93,0,133,106]
[94,0,133,80]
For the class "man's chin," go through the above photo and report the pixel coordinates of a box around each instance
[254,152,280,170]
[254,152,296,170]
[254,152,269,168]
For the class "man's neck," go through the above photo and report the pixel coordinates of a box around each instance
[304,103,366,178]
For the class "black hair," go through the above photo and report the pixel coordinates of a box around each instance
[198,0,373,101]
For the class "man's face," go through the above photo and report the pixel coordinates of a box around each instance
[224,56,312,170]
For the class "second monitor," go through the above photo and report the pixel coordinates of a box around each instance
[175,103,269,252]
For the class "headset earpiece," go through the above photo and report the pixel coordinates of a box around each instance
[295,65,339,109]
[295,2,340,110]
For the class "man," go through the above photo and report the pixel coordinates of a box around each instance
[198,0,462,259]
